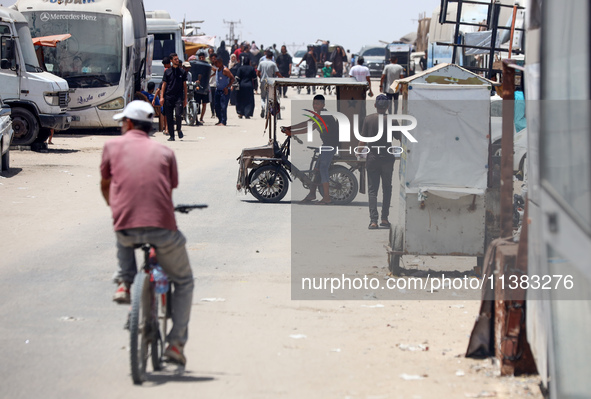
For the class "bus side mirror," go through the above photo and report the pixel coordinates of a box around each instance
[122,11,134,47]
[1,37,15,69]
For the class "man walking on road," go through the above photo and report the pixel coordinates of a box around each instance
[276,45,292,98]
[160,53,187,141]
[297,46,318,94]
[213,56,235,126]
[359,95,399,229]
[100,101,194,365]
[257,50,282,118]
[349,56,374,98]
[380,55,404,114]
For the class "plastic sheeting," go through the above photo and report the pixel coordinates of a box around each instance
[464,31,500,55]
[404,84,490,192]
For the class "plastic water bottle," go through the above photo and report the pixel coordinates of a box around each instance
[152,265,169,294]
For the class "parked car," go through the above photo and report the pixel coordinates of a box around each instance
[358,46,386,77]
[0,98,13,171]
[490,95,527,179]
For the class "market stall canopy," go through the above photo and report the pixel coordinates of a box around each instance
[184,41,209,58]
[182,35,215,46]
[183,35,215,58]
[393,63,496,93]
[32,33,71,47]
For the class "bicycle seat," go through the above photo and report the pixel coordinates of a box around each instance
[307,146,319,152]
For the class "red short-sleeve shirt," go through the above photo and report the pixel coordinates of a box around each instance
[100,130,178,231]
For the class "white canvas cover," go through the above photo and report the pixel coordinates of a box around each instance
[404,83,490,195]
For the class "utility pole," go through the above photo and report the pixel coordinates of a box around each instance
[223,19,241,43]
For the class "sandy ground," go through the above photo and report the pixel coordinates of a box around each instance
[0,82,542,398]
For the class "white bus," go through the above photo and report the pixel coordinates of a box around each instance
[12,0,151,129]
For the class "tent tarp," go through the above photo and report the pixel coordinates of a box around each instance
[182,35,215,46]
[32,34,71,47]
[403,84,490,191]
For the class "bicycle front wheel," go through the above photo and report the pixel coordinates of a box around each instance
[186,101,198,126]
[129,271,151,384]
[151,292,168,371]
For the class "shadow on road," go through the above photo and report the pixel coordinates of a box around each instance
[146,372,215,385]
[46,148,80,154]
[0,167,23,178]
[240,199,371,207]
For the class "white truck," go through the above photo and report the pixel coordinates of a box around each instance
[12,0,151,129]
[146,10,184,86]
[0,6,70,146]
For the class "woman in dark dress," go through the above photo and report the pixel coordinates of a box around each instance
[235,57,256,118]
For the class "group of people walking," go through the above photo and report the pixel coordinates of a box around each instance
[200,41,294,120]
[149,40,365,138]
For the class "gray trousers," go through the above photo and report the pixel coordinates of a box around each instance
[260,81,268,116]
[366,157,395,223]
[115,227,194,346]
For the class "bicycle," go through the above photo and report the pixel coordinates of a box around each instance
[128,204,207,385]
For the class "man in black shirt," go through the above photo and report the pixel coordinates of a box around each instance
[359,94,400,229]
[297,46,318,94]
[276,45,292,98]
[282,95,337,204]
[160,53,187,141]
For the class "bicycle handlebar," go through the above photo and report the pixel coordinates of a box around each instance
[280,127,303,145]
[174,204,208,213]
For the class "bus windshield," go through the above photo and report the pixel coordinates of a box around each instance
[24,11,122,88]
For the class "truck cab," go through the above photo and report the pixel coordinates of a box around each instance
[0,6,69,146]
[385,42,413,77]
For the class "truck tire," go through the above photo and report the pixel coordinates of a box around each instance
[11,108,39,146]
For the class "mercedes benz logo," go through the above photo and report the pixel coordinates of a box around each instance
[40,12,50,22]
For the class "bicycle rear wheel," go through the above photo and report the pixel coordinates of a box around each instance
[130,271,151,384]
[318,165,358,205]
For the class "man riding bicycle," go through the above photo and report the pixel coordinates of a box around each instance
[100,101,194,365]
[282,94,338,204]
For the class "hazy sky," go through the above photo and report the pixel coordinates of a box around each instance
[143,0,441,53]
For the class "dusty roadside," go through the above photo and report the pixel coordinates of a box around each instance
[0,94,541,398]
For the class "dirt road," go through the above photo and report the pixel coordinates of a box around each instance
[0,89,541,398]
